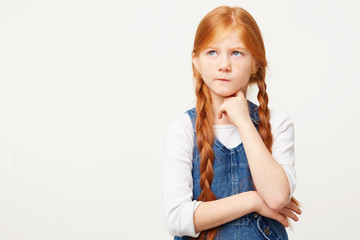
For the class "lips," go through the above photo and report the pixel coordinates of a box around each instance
[217,78,230,81]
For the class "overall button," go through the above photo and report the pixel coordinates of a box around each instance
[264,227,270,236]
[253,213,258,218]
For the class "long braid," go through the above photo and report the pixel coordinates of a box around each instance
[196,82,216,201]
[190,74,220,240]
[255,73,273,154]
[255,72,302,230]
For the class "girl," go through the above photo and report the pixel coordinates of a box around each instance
[163,6,302,240]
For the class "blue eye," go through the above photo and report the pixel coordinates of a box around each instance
[233,51,243,56]
[208,51,217,56]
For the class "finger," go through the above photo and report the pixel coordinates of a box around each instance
[284,201,302,215]
[280,208,299,222]
[268,211,289,228]
[275,214,289,227]
[218,105,225,119]
[218,108,223,119]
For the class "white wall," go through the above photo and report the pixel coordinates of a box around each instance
[0,0,359,239]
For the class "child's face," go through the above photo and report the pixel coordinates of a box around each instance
[193,30,257,99]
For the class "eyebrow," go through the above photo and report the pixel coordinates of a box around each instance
[206,46,248,51]
[231,46,247,50]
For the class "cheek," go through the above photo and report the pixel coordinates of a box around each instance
[233,62,252,74]
[200,63,215,76]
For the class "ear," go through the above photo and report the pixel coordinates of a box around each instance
[192,53,200,72]
[251,59,259,74]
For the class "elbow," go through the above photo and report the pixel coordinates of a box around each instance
[266,178,292,210]
[266,193,290,211]
[163,201,200,237]
[164,206,186,236]
[163,210,178,236]
[165,225,177,237]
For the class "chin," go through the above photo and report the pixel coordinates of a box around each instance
[215,90,237,97]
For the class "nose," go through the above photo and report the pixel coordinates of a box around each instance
[218,55,231,72]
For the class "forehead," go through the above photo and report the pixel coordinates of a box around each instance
[207,29,246,48]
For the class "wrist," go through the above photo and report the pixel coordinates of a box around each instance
[235,117,253,131]
[249,191,262,212]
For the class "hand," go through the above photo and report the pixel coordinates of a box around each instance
[279,199,302,223]
[254,192,302,227]
[218,89,250,127]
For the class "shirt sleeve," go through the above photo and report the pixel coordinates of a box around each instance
[162,114,203,237]
[270,110,297,204]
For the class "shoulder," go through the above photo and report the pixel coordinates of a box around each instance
[269,108,293,125]
[167,112,193,133]
[166,112,194,146]
[269,108,294,139]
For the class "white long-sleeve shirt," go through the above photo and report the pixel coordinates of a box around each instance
[162,108,297,237]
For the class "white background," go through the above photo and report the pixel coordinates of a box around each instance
[0,0,359,239]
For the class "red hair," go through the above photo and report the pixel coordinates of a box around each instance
[191,6,301,240]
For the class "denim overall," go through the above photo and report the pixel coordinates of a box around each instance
[174,100,288,240]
